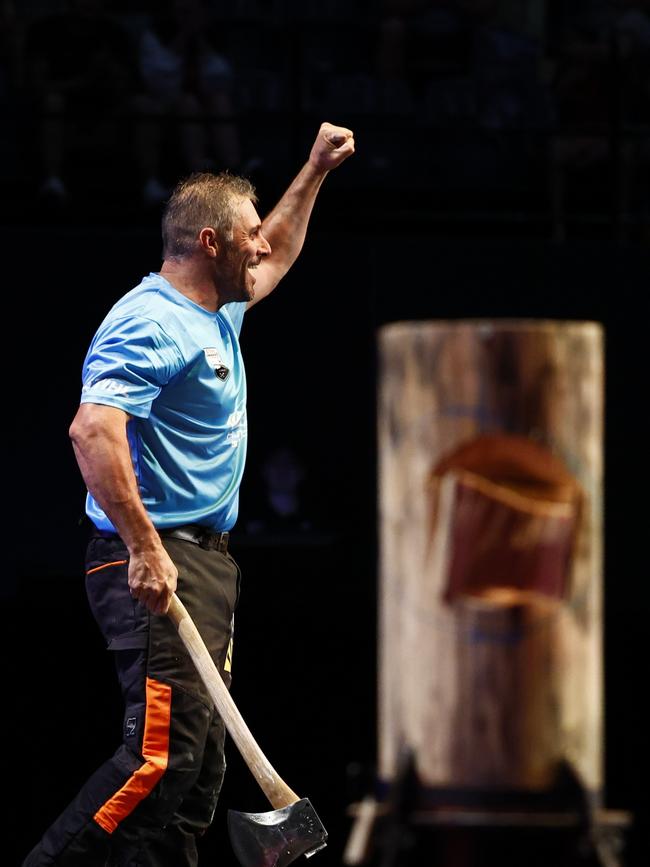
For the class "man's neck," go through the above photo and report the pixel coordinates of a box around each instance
[160,259,220,312]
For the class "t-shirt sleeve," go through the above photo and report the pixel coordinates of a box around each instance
[222,302,246,336]
[80,316,184,418]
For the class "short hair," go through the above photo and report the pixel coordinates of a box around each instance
[161,172,258,259]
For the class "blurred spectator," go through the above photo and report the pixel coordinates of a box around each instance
[374,1,470,100]
[615,0,650,124]
[243,445,317,538]
[131,0,243,207]
[465,1,551,131]
[23,0,136,204]
[370,1,551,197]
[547,0,648,239]
[374,1,550,127]
[615,0,650,232]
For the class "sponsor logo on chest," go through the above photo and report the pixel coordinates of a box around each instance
[204,347,230,381]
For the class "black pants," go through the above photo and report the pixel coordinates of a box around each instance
[23,534,240,867]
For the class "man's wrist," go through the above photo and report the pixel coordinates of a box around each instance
[306,158,329,177]
[127,535,165,557]
[110,515,161,555]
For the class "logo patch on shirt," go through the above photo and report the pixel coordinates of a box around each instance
[125,717,137,738]
[204,347,230,381]
[226,409,247,447]
[82,378,129,396]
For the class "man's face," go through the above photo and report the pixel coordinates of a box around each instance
[217,198,271,303]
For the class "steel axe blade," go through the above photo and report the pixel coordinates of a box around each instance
[227,798,328,867]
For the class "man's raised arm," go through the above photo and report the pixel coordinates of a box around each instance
[247,121,355,308]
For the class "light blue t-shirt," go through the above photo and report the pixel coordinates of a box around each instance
[80,273,247,532]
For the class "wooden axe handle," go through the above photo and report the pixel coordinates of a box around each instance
[167,592,299,809]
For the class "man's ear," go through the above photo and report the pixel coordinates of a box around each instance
[198,227,220,257]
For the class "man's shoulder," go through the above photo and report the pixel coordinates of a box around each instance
[108,275,181,326]
[98,275,226,359]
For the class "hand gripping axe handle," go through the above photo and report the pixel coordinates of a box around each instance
[167,593,328,867]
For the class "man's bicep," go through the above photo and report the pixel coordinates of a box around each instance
[71,402,131,439]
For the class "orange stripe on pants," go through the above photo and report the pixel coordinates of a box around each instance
[86,560,128,575]
[94,677,172,834]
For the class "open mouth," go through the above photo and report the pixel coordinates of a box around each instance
[247,261,259,283]
[246,261,258,288]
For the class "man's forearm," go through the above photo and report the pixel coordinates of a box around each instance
[261,161,327,277]
[255,122,354,295]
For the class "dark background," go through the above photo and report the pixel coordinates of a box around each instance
[3,2,648,866]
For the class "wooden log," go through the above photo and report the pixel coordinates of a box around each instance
[377,320,603,803]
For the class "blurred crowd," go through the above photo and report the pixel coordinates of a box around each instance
[0,0,648,234]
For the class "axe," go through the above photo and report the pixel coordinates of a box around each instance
[167,593,328,867]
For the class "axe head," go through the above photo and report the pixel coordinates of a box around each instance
[227,797,328,867]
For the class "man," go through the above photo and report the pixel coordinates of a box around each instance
[23,121,354,867]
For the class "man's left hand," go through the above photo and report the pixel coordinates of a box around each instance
[309,121,355,172]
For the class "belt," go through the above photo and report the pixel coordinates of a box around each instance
[93,524,229,554]
[159,524,230,553]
